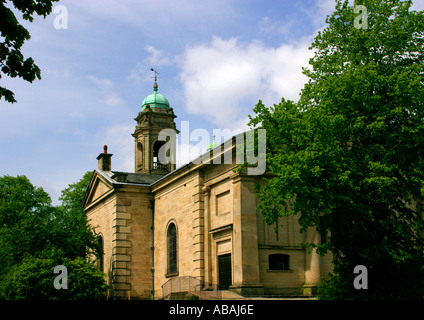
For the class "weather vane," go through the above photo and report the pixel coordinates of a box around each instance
[150,68,159,83]
[150,68,160,92]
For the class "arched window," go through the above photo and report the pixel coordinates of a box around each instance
[167,223,177,275]
[136,142,143,171]
[97,235,104,272]
[269,254,290,271]
[153,141,166,169]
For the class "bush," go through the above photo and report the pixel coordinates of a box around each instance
[1,253,109,300]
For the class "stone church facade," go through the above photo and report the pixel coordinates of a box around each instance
[82,82,333,299]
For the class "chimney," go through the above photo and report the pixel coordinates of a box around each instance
[97,145,113,171]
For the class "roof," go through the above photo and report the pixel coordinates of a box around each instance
[141,83,170,111]
[94,132,246,188]
[96,170,166,187]
[82,131,249,209]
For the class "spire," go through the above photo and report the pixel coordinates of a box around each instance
[207,135,217,151]
[151,68,159,92]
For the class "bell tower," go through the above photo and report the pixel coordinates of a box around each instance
[132,71,178,175]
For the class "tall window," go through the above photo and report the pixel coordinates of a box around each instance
[97,235,104,272]
[153,141,166,170]
[167,223,177,274]
[137,142,143,171]
[269,254,290,271]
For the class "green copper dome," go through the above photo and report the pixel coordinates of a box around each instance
[141,83,170,111]
[206,135,217,151]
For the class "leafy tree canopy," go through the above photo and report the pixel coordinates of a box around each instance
[0,0,59,103]
[0,172,106,300]
[244,0,424,299]
[1,247,108,300]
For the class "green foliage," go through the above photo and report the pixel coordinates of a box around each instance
[54,171,100,259]
[1,248,108,300]
[58,171,93,214]
[0,175,56,276]
[0,0,60,103]
[244,0,424,299]
[0,173,107,300]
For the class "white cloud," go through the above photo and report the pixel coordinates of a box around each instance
[129,45,171,84]
[258,16,296,38]
[145,45,171,67]
[179,36,313,129]
[87,75,124,107]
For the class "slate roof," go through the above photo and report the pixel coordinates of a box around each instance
[96,170,166,187]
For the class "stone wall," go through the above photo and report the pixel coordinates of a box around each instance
[115,186,153,299]
[85,160,334,299]
[153,171,197,298]
[85,175,154,299]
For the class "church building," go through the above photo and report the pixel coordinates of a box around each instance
[82,79,333,299]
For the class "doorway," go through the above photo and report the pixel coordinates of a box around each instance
[218,253,232,290]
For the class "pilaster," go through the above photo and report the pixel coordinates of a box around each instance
[303,226,321,296]
[192,172,205,281]
[203,185,211,284]
[111,197,132,299]
[229,171,264,296]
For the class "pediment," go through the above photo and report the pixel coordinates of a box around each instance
[82,171,114,210]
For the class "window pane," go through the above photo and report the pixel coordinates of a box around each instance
[168,223,177,273]
[269,254,289,270]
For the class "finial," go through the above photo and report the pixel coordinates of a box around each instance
[104,145,108,154]
[150,68,159,92]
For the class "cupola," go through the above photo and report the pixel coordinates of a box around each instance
[141,74,170,111]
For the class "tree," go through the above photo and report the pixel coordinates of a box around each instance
[0,0,59,103]
[245,0,424,299]
[58,171,93,214]
[1,248,108,300]
[0,174,106,299]
[54,171,100,259]
[0,175,56,277]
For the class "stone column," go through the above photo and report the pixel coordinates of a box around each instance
[303,226,321,296]
[230,172,263,296]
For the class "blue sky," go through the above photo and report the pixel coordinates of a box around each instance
[1,0,423,204]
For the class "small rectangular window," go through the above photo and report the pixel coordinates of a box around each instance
[269,254,290,270]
